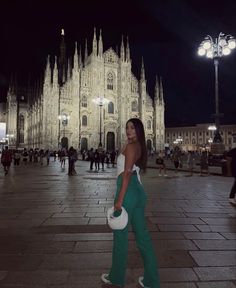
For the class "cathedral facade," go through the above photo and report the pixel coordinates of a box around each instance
[6,29,165,152]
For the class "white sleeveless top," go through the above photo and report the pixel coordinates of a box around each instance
[117,153,141,184]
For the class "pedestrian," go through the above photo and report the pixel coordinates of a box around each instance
[1,146,12,175]
[101,118,160,288]
[22,148,28,165]
[60,149,66,168]
[89,148,94,170]
[100,150,105,171]
[156,151,167,176]
[68,147,78,175]
[200,151,209,176]
[187,151,195,176]
[110,150,116,167]
[227,147,236,205]
[94,149,100,170]
[46,150,51,165]
[14,150,21,166]
[172,146,181,172]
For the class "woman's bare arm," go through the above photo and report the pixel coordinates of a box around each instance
[114,143,140,210]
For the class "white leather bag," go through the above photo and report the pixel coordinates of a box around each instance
[107,206,128,230]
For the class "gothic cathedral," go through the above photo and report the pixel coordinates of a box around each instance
[6,29,165,152]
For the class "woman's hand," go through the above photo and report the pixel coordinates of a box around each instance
[114,199,123,211]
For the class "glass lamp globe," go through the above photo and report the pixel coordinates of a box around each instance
[228,38,236,49]
[206,51,213,58]
[203,40,211,50]
[222,47,231,55]
[198,47,206,56]
[219,38,227,47]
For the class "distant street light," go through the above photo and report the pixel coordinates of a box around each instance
[6,134,14,147]
[198,32,236,143]
[93,96,109,147]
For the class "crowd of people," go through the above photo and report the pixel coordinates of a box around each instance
[0,146,119,176]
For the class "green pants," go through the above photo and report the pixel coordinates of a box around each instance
[108,174,160,287]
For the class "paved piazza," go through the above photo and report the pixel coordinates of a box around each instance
[0,159,235,288]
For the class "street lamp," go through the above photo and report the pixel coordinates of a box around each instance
[197,32,236,143]
[93,96,109,147]
[6,134,14,147]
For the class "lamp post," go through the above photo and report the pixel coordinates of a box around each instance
[6,134,14,148]
[93,96,109,147]
[198,32,236,143]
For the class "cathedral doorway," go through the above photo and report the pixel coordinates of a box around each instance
[81,138,88,151]
[147,139,152,152]
[61,137,68,149]
[107,132,115,152]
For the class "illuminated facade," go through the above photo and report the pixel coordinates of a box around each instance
[6,29,165,151]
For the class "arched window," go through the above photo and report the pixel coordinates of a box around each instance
[82,115,87,126]
[107,72,114,90]
[147,120,151,129]
[108,102,114,114]
[81,95,87,107]
[131,100,138,112]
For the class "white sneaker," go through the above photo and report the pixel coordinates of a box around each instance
[164,174,168,177]
[138,276,150,288]
[229,198,236,205]
[158,174,162,176]
[101,273,112,284]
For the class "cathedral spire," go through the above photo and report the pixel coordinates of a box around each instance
[79,45,83,68]
[73,42,79,72]
[92,27,97,56]
[159,77,164,105]
[53,56,58,86]
[44,55,51,85]
[126,36,130,62]
[140,57,145,81]
[154,76,160,104]
[98,29,103,57]
[120,35,125,62]
[59,28,66,85]
[84,38,88,62]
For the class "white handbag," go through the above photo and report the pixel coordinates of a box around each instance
[107,206,128,230]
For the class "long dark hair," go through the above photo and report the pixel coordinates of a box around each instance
[126,118,147,172]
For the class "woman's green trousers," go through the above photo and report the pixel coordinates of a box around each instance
[108,174,160,287]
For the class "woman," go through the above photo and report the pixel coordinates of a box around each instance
[101,118,160,288]
[156,150,167,176]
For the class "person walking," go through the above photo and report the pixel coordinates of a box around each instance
[187,151,195,176]
[227,147,236,205]
[101,118,160,288]
[200,151,209,176]
[1,146,12,175]
[156,150,167,176]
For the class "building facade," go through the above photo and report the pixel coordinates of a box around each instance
[5,29,165,152]
[165,123,236,151]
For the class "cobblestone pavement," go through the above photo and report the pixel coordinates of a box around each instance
[0,159,235,288]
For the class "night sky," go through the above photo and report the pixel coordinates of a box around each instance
[0,0,236,127]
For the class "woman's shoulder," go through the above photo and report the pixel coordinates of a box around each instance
[124,142,141,156]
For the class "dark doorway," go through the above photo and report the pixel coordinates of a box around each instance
[107,132,115,152]
[147,139,152,151]
[61,137,68,149]
[81,137,88,151]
